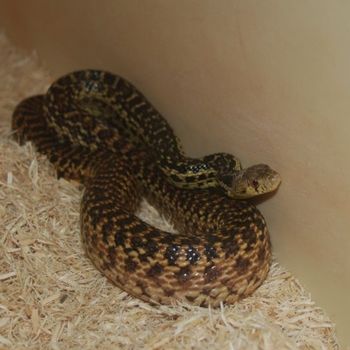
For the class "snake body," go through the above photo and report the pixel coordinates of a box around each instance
[12,70,278,306]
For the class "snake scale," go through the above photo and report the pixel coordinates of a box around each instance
[12,70,281,307]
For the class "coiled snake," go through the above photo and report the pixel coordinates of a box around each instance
[12,70,281,307]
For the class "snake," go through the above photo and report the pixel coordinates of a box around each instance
[12,69,281,307]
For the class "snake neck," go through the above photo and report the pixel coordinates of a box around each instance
[158,152,242,191]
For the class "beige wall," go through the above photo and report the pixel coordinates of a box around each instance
[1,0,349,345]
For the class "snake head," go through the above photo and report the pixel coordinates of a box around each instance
[217,164,281,199]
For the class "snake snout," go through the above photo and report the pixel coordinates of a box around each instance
[250,164,281,190]
[269,169,282,191]
[217,163,282,199]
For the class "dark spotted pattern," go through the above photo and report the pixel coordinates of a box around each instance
[147,263,163,277]
[204,245,218,260]
[235,256,250,273]
[125,257,138,272]
[186,246,200,264]
[176,266,192,284]
[204,264,220,283]
[164,244,180,265]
